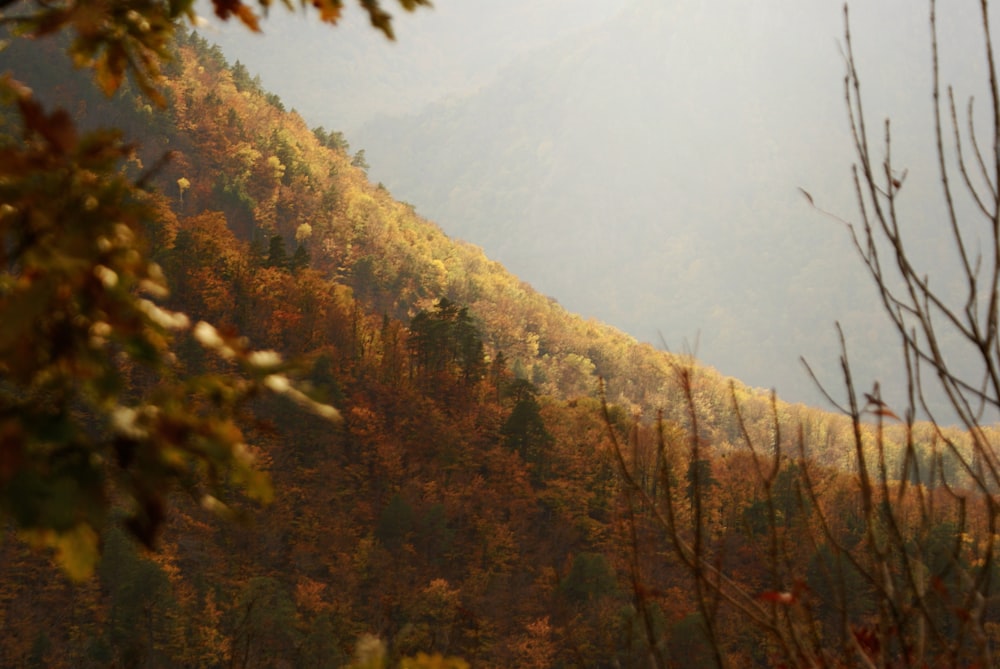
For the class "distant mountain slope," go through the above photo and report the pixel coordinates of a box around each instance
[352,0,987,411]
[196,0,628,133]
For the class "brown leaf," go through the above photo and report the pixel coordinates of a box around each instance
[362,4,395,39]
[757,590,796,605]
[33,7,75,36]
[870,406,900,420]
[212,0,257,29]
[235,4,261,32]
[17,96,78,153]
[95,43,127,97]
[313,0,344,24]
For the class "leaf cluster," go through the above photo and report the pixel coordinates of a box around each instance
[0,0,430,106]
[0,0,351,578]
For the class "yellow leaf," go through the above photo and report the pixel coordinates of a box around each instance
[54,524,101,580]
[22,525,100,581]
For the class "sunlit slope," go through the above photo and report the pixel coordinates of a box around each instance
[354,0,984,411]
[0,20,911,465]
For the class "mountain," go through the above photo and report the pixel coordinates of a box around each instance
[195,0,629,133]
[0,13,991,667]
[349,0,990,412]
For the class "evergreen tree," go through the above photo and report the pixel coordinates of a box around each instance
[501,379,553,481]
[266,234,288,269]
[291,242,310,273]
[409,299,486,383]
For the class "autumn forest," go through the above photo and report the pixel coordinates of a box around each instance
[2,1,1000,667]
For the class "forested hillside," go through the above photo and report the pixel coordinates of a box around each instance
[1,12,997,667]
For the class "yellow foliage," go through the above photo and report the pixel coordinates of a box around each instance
[399,652,469,669]
[348,633,386,669]
[21,524,100,582]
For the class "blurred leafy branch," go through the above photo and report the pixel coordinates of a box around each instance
[0,0,433,578]
[0,0,429,101]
